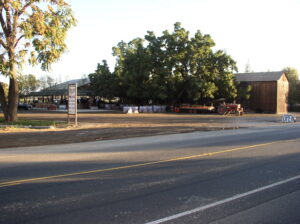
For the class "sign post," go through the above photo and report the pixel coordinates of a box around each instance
[68,83,77,126]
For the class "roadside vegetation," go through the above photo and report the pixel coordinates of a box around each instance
[0,118,66,127]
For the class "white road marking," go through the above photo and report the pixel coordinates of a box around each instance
[145,174,300,224]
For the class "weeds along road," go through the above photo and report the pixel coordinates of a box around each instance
[0,124,300,224]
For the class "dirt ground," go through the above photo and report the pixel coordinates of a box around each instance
[0,111,294,148]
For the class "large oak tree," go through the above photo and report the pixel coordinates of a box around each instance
[108,23,238,105]
[0,0,76,122]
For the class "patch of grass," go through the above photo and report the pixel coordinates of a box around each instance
[0,118,66,127]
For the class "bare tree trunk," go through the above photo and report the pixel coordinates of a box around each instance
[0,82,9,120]
[5,57,19,122]
[7,76,19,122]
[5,45,19,122]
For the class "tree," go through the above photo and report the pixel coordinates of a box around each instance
[18,74,40,97]
[0,81,8,113]
[100,23,238,105]
[145,22,237,105]
[209,50,237,101]
[39,74,56,90]
[0,0,76,122]
[80,74,89,85]
[113,38,152,104]
[89,60,118,102]
[236,81,252,103]
[244,61,253,72]
[283,67,300,107]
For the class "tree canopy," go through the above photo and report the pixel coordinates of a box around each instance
[91,23,239,105]
[18,74,40,97]
[283,67,300,107]
[39,74,56,89]
[0,0,76,122]
[89,60,118,101]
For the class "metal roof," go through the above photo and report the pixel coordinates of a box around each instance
[27,78,92,96]
[235,71,284,82]
[28,89,93,97]
[42,78,90,91]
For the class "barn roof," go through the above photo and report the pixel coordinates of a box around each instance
[235,71,284,82]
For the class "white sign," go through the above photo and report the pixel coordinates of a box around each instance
[68,84,77,115]
[282,114,296,123]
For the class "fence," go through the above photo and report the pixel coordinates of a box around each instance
[123,105,167,113]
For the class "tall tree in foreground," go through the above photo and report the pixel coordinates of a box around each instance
[0,0,76,122]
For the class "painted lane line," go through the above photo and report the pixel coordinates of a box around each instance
[145,174,300,224]
[0,139,298,188]
[0,142,273,187]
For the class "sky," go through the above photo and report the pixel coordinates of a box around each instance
[6,0,300,82]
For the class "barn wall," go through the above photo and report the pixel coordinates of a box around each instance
[249,81,277,113]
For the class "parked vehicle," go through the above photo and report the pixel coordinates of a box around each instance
[18,103,32,110]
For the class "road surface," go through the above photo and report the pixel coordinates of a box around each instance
[0,124,300,224]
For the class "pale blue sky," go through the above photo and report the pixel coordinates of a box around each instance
[24,0,300,81]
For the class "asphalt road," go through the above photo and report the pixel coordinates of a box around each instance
[0,123,300,224]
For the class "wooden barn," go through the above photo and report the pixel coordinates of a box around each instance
[235,71,289,114]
